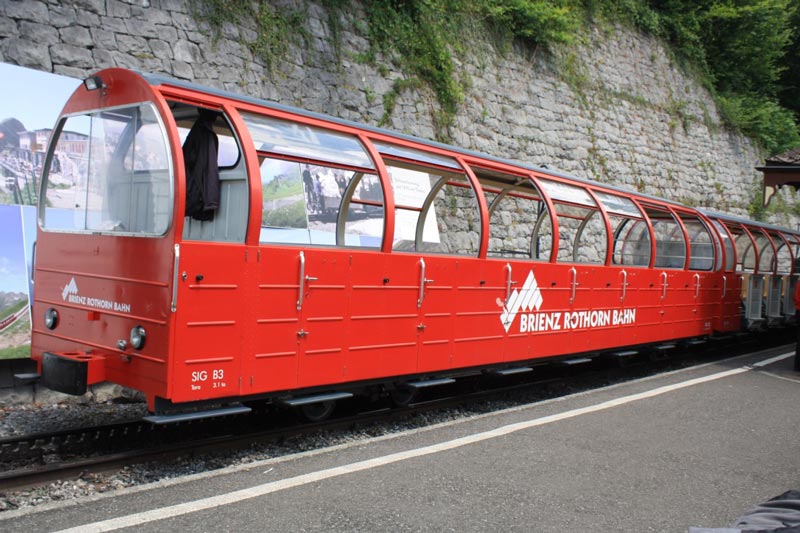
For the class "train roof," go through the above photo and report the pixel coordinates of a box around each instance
[141,70,797,236]
[698,208,800,237]
[141,71,690,209]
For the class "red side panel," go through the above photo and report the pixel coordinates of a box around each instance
[31,233,173,400]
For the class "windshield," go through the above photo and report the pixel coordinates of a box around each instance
[41,103,173,235]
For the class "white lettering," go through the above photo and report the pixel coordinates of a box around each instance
[517,308,637,333]
[519,312,561,333]
[66,290,132,315]
[612,309,636,326]
[68,294,87,305]
[192,371,208,382]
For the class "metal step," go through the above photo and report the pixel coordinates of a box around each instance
[561,357,592,366]
[492,367,533,376]
[609,350,638,358]
[281,391,354,407]
[405,378,456,389]
[143,404,252,424]
[13,372,40,385]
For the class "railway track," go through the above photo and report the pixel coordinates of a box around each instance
[0,331,791,493]
[0,305,29,333]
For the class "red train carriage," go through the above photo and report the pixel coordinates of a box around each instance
[23,69,800,422]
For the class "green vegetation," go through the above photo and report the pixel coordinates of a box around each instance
[585,0,800,155]
[0,344,29,360]
[357,0,577,138]
[190,0,308,72]
[262,178,303,201]
[192,0,800,153]
[262,200,306,229]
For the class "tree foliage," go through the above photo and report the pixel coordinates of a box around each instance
[599,0,800,154]
[481,0,578,47]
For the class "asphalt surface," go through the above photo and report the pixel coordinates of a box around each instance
[2,346,798,532]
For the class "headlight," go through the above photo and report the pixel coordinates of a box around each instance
[44,308,58,330]
[130,325,146,350]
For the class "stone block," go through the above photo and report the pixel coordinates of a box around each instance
[173,39,200,63]
[170,59,194,79]
[92,49,115,69]
[99,16,127,33]
[5,0,49,23]
[90,28,118,49]
[148,38,173,60]
[160,0,187,12]
[19,21,58,45]
[106,0,131,18]
[53,65,88,79]
[51,44,94,68]
[0,17,17,38]
[59,25,93,47]
[48,5,77,28]
[72,0,106,16]
[3,38,52,71]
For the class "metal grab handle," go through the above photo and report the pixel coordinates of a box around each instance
[30,241,36,285]
[620,269,628,303]
[722,275,727,298]
[570,267,579,305]
[171,244,180,313]
[694,273,701,299]
[418,258,426,308]
[297,251,306,311]
[505,263,515,303]
[661,271,668,301]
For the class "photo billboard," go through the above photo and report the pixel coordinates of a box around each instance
[0,63,78,359]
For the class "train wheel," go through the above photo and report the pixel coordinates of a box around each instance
[390,387,417,407]
[299,400,336,422]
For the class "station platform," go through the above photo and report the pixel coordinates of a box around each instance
[2,346,799,532]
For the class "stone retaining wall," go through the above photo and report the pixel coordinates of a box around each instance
[0,0,792,222]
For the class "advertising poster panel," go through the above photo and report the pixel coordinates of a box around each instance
[0,63,78,359]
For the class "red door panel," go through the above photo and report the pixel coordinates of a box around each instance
[297,250,350,388]
[453,259,506,368]
[417,256,454,373]
[347,252,417,380]
[172,242,246,402]
[248,246,301,393]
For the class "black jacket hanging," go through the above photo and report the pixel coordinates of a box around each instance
[183,109,220,221]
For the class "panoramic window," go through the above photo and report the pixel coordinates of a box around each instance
[678,214,714,271]
[380,158,479,255]
[711,221,735,271]
[371,142,479,255]
[641,206,686,269]
[257,157,383,247]
[241,112,383,247]
[538,178,607,264]
[726,224,757,273]
[594,191,650,267]
[41,103,172,235]
[474,168,552,261]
